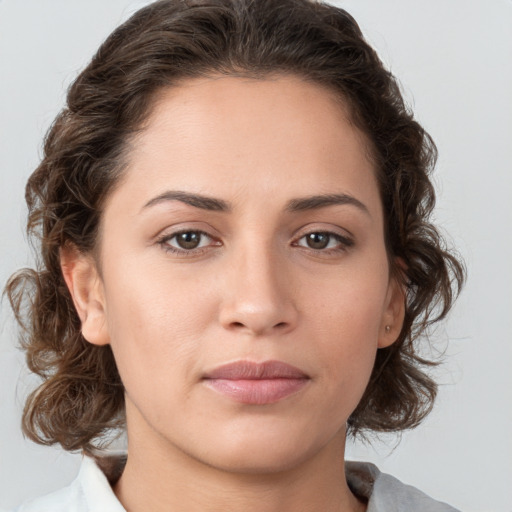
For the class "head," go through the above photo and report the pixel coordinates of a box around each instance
[7,0,464,458]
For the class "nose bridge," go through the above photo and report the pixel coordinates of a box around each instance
[219,233,297,335]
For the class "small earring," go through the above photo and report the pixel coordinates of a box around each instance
[385,325,391,334]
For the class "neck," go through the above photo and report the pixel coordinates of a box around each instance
[113,403,366,512]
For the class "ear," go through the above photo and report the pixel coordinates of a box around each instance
[60,244,110,346]
[378,263,406,349]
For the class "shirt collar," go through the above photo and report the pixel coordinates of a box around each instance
[78,455,126,512]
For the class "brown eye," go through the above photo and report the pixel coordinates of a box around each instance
[295,231,354,252]
[160,230,216,253]
[175,231,202,250]
[305,232,330,249]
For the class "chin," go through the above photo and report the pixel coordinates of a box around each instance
[206,446,312,475]
[193,423,338,475]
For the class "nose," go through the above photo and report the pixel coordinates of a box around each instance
[218,243,299,337]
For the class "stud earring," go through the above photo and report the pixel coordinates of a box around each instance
[385,325,391,334]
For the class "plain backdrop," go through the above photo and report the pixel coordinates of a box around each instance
[1,1,511,511]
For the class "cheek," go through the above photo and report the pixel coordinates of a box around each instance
[100,256,217,396]
[304,262,389,389]
[309,260,388,336]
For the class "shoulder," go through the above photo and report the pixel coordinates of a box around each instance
[9,456,125,512]
[346,461,461,512]
[10,482,83,512]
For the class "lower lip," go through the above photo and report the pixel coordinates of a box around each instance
[203,378,309,405]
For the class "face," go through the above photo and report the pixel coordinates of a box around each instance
[65,75,404,473]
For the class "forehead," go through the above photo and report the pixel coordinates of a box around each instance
[108,74,380,217]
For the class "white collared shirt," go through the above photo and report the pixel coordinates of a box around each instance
[11,456,460,511]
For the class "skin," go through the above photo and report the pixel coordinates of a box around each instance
[62,74,405,512]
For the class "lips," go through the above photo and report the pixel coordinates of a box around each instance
[202,360,310,405]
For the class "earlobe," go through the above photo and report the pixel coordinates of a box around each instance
[60,244,110,346]
[378,273,406,349]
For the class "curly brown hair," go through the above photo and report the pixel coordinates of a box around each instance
[5,0,465,454]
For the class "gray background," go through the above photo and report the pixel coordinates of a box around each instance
[1,1,511,510]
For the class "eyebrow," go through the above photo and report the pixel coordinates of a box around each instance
[285,193,370,215]
[142,190,369,215]
[142,190,231,212]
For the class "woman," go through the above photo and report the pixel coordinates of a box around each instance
[5,0,465,510]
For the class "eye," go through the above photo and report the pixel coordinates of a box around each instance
[172,231,207,250]
[158,230,218,254]
[295,231,353,252]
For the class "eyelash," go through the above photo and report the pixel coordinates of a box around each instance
[156,230,218,257]
[156,229,354,257]
[292,231,354,255]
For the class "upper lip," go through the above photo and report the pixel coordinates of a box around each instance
[203,360,309,380]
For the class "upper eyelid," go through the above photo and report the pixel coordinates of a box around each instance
[164,228,211,238]
[157,227,351,239]
[292,224,354,241]
[293,232,354,247]
[154,223,220,241]
[158,229,217,244]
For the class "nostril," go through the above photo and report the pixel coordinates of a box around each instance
[229,321,288,331]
